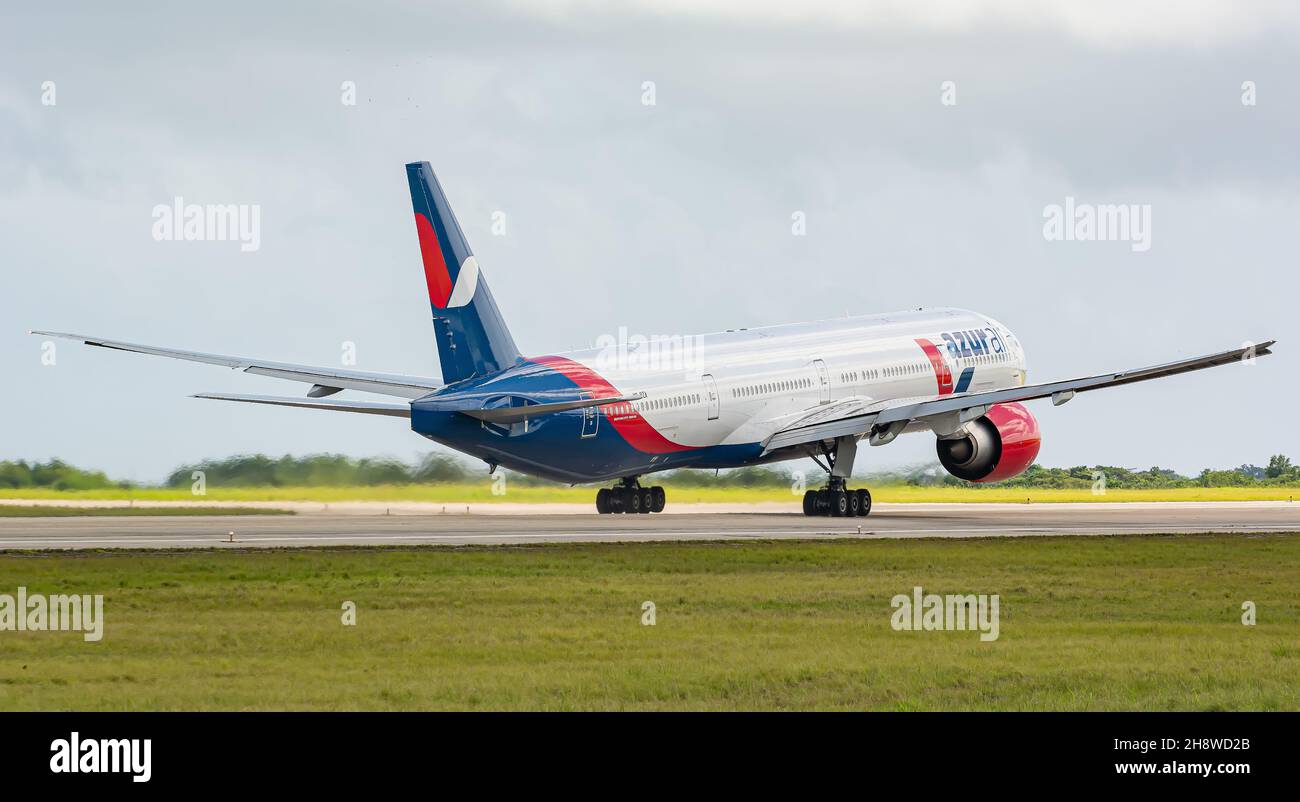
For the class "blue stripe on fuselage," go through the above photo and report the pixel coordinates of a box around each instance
[954,367,974,393]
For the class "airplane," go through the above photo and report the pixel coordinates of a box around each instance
[33,162,1275,516]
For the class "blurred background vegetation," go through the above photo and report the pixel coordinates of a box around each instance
[2,453,1299,490]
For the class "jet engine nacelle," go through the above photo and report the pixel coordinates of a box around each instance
[935,402,1041,483]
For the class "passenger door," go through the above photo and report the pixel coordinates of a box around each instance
[579,392,598,438]
[702,374,720,420]
[812,359,831,404]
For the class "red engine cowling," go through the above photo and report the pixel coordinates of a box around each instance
[935,402,1041,483]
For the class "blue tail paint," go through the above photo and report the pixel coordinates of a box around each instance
[406,161,520,384]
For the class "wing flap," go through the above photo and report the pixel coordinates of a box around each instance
[761,396,887,453]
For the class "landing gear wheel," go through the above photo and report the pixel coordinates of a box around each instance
[597,478,660,514]
[856,488,871,517]
[806,437,871,517]
[830,490,848,517]
[650,486,666,513]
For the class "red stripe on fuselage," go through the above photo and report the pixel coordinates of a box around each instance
[414,212,453,308]
[915,338,954,395]
[532,355,694,453]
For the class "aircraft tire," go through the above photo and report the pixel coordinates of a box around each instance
[802,490,817,516]
[650,486,666,513]
[857,489,871,516]
[830,490,848,517]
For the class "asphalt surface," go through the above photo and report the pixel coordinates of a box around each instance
[0,502,1297,549]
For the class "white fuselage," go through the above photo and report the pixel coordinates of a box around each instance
[555,307,1028,449]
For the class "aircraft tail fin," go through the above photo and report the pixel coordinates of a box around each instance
[405,161,520,384]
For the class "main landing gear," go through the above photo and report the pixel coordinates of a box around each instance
[802,477,872,517]
[595,477,666,514]
[801,435,872,517]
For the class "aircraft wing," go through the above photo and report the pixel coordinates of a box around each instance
[30,330,442,399]
[762,339,1274,454]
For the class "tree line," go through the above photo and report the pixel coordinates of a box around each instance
[2,454,1299,490]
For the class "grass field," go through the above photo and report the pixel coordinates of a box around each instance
[1,534,1297,711]
[0,506,293,517]
[2,484,1296,504]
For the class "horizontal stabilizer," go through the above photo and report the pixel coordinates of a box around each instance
[193,393,411,417]
[457,393,646,424]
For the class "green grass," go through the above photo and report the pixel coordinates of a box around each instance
[0,506,293,518]
[1,534,1297,710]
[1,484,1296,504]
[863,486,1300,503]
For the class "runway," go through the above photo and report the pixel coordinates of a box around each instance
[0,502,1297,549]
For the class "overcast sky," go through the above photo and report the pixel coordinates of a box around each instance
[3,1,1297,482]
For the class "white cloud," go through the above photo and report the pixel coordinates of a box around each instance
[515,0,1300,47]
